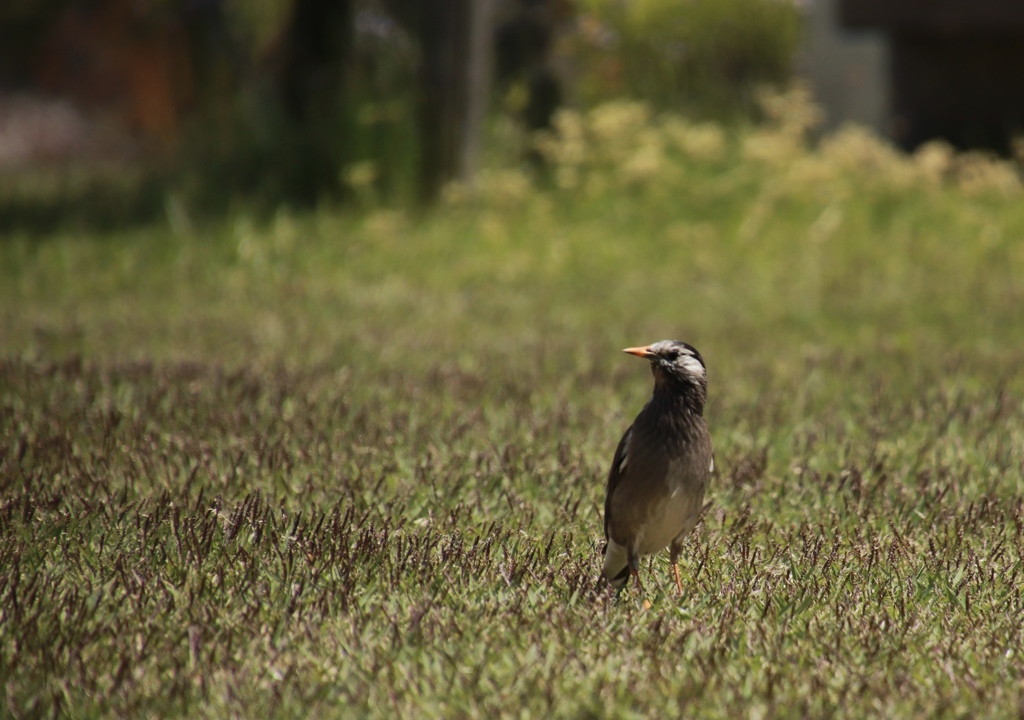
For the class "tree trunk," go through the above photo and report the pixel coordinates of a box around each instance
[279,0,355,201]
[415,0,493,201]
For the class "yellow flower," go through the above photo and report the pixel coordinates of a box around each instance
[662,118,726,163]
[913,140,955,184]
[954,152,1022,197]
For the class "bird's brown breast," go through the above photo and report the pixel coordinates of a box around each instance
[606,412,711,553]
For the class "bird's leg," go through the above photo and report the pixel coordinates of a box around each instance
[670,543,684,596]
[672,562,683,595]
[628,549,645,594]
[630,566,646,595]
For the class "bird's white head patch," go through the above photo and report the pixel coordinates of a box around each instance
[648,340,706,382]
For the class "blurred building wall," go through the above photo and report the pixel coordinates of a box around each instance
[800,0,888,134]
[837,0,1024,153]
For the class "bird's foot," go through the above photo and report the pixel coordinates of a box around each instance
[672,562,684,596]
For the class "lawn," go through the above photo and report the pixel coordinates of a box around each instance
[3,97,1024,717]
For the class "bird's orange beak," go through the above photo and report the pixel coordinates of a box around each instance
[622,345,655,358]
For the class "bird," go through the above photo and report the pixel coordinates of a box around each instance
[602,340,714,595]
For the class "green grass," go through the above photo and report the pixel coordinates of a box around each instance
[3,99,1024,717]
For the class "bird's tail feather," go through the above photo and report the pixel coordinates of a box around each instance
[602,539,630,589]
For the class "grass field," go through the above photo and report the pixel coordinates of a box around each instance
[3,97,1024,717]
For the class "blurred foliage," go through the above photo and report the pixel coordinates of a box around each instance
[224,0,293,57]
[175,0,802,213]
[572,0,802,117]
[172,38,419,216]
[0,0,805,228]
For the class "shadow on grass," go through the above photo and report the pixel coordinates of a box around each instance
[0,132,356,237]
[0,168,172,236]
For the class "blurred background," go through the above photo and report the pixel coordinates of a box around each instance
[1,0,1020,229]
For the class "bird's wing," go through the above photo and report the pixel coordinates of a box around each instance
[603,425,632,541]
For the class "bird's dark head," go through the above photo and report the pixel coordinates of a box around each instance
[623,340,707,400]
